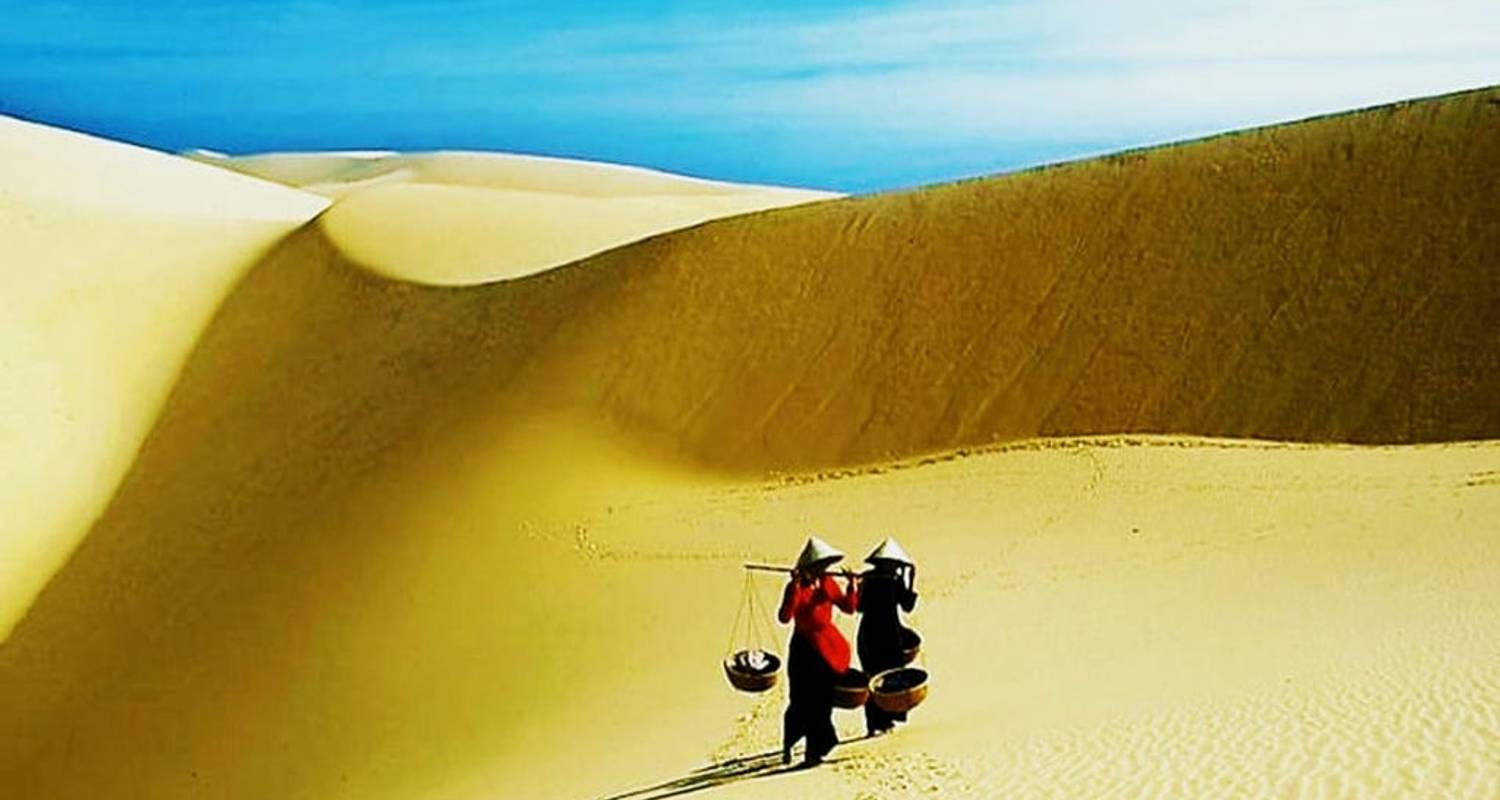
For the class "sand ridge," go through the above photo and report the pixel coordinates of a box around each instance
[191,149,839,284]
[2,116,327,220]
[189,149,826,199]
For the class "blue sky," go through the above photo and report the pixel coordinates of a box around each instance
[2,1,1498,191]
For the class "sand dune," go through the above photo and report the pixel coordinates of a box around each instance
[190,149,821,199]
[185,150,398,189]
[180,88,1500,478]
[191,149,838,283]
[0,116,327,640]
[502,86,1498,469]
[0,125,832,639]
[316,181,837,284]
[1,87,1498,799]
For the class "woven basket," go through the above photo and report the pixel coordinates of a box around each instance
[870,667,928,713]
[723,652,781,693]
[898,629,922,666]
[832,668,870,709]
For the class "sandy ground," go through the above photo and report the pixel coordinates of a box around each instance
[2,86,1498,799]
[2,422,1496,798]
[653,439,1500,799]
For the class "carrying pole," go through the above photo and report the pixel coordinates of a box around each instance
[744,562,861,577]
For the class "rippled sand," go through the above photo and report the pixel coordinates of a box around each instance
[641,440,1500,799]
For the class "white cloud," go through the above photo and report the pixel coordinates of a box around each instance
[514,0,1500,143]
[6,0,1495,186]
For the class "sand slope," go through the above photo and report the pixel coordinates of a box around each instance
[1,87,1498,799]
[0,116,327,639]
[497,86,1499,469]
[0,126,833,640]
[171,87,1500,480]
[191,149,837,284]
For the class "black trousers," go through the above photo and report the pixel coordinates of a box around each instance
[783,633,838,760]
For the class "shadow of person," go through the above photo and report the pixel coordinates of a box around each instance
[596,740,858,800]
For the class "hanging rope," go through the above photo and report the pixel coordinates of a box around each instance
[749,571,782,654]
[725,568,786,659]
[725,571,752,659]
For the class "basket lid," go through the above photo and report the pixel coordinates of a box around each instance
[795,536,844,572]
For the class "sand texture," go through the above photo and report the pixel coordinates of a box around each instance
[1,87,1498,798]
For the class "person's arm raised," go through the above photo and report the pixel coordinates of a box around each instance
[830,574,859,614]
[778,577,801,624]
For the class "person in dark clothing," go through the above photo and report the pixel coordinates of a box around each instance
[856,537,918,737]
[778,536,859,766]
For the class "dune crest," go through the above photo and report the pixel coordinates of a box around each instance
[192,149,838,284]
[2,117,326,220]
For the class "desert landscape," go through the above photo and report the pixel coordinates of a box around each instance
[1,85,1497,799]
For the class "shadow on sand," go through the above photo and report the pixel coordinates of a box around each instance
[595,742,857,800]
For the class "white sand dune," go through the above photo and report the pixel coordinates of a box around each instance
[0,124,832,642]
[1,86,1498,800]
[0,115,327,640]
[191,149,838,284]
[190,148,823,199]
[3,120,327,220]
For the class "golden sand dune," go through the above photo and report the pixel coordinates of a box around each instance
[0,116,327,639]
[0,129,830,640]
[2,87,1498,799]
[191,149,838,283]
[489,86,1496,469]
[185,88,1500,477]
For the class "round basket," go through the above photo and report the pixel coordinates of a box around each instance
[832,668,870,709]
[723,652,781,693]
[870,667,928,713]
[898,629,922,666]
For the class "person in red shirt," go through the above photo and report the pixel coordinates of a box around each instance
[778,536,859,766]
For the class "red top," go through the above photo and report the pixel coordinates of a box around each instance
[779,575,859,673]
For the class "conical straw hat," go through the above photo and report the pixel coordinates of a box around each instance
[795,536,844,571]
[865,537,913,566]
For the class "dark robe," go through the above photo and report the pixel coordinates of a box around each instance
[856,568,917,733]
